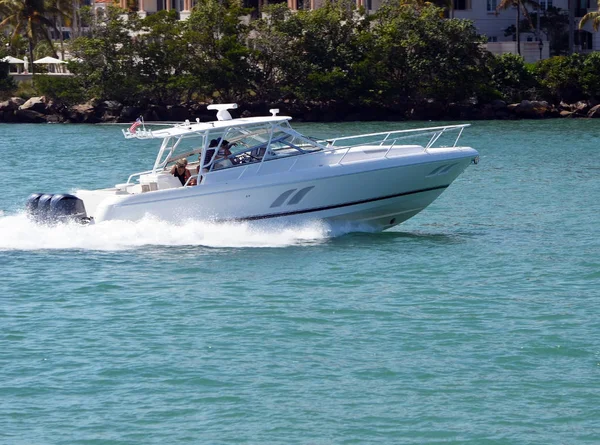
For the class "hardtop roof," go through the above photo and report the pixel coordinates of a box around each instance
[124,115,293,140]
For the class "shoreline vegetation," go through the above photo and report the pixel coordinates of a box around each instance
[2,1,600,123]
[3,96,600,124]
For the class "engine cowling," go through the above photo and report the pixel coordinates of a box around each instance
[26,193,89,224]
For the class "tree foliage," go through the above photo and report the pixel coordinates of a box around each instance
[18,0,600,110]
[0,0,69,73]
[67,6,141,103]
[489,53,537,102]
[0,47,17,97]
[370,1,488,104]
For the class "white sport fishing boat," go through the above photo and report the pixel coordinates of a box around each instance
[26,104,479,231]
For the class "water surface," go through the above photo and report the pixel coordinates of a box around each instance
[0,120,599,444]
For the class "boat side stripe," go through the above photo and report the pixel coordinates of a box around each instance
[287,186,315,205]
[232,184,449,221]
[270,189,297,208]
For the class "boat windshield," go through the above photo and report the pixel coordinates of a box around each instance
[150,121,325,175]
[207,125,323,171]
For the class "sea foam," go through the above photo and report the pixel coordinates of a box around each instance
[0,212,334,251]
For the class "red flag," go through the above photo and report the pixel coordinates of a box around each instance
[129,118,142,134]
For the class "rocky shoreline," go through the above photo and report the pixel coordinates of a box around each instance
[2,96,600,123]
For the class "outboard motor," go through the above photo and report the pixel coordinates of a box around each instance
[36,194,54,221]
[49,194,88,223]
[25,193,88,224]
[25,193,43,214]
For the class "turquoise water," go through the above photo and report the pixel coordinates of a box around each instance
[0,120,599,444]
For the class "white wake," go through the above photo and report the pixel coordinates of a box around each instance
[0,212,334,251]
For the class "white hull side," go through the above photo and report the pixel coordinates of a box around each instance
[84,148,476,230]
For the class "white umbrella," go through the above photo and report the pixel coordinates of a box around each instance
[1,56,25,64]
[33,56,67,64]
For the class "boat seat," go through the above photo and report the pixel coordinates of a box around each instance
[250,146,266,159]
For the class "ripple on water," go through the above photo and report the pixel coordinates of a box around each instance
[1,121,599,444]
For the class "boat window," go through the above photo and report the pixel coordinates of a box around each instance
[205,126,323,172]
[161,135,205,170]
[263,130,321,160]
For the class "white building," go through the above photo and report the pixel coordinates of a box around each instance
[452,0,599,62]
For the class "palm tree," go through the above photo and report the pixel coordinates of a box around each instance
[47,0,73,60]
[569,0,575,53]
[579,1,600,31]
[0,0,68,73]
[496,0,540,56]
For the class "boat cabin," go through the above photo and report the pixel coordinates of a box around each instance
[120,105,325,194]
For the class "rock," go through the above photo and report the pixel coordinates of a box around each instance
[15,109,47,123]
[494,110,513,119]
[167,105,190,122]
[99,100,123,122]
[560,110,575,118]
[19,96,48,114]
[45,114,63,123]
[530,100,549,116]
[515,100,534,115]
[10,97,25,107]
[587,104,600,118]
[69,100,100,123]
[490,99,507,111]
[559,101,573,112]
[0,100,16,112]
[143,104,168,121]
[514,100,547,118]
[479,104,496,119]
[119,106,141,122]
[573,100,590,116]
[102,100,122,111]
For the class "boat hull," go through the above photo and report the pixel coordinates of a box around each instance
[81,147,477,231]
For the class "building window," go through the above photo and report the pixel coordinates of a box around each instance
[487,36,498,42]
[487,0,497,12]
[538,0,553,9]
[453,0,470,10]
[575,30,593,50]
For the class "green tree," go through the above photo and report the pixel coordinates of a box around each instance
[534,53,583,102]
[0,46,17,98]
[369,1,488,105]
[496,0,539,55]
[489,53,537,102]
[182,0,253,102]
[577,52,600,99]
[133,10,189,104]
[579,0,600,31]
[0,0,68,73]
[286,0,372,103]
[250,0,373,104]
[68,6,140,103]
[246,4,299,101]
[527,8,569,56]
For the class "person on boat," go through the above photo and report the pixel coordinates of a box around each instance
[170,159,191,186]
[213,139,234,169]
[197,140,218,176]
[203,138,234,172]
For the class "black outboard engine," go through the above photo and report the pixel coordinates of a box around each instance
[37,194,54,221]
[26,193,89,224]
[25,193,43,214]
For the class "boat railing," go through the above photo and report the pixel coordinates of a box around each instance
[126,170,155,185]
[317,124,468,165]
[319,124,470,148]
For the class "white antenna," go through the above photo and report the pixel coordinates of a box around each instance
[207,103,238,121]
